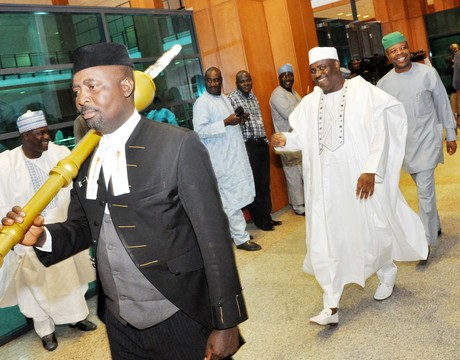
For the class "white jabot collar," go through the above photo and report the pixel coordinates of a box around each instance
[86,110,141,200]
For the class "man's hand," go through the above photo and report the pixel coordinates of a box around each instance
[204,327,240,360]
[1,206,45,246]
[271,133,286,147]
[356,173,375,200]
[446,140,457,155]
[224,113,246,126]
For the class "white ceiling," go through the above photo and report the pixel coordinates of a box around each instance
[312,0,435,21]
[312,0,375,21]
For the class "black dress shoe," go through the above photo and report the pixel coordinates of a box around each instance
[270,220,282,226]
[257,222,274,231]
[438,228,442,237]
[69,319,97,331]
[41,332,58,351]
[236,240,262,251]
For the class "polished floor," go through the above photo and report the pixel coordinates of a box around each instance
[1,147,460,359]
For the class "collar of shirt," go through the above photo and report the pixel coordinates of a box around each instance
[86,110,141,200]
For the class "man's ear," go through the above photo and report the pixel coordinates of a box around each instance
[121,77,135,98]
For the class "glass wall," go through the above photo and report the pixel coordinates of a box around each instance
[424,7,460,93]
[0,5,203,152]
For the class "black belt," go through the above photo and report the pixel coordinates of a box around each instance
[246,137,267,144]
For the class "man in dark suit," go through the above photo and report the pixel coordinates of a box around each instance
[2,43,247,360]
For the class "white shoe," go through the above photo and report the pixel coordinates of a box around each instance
[374,282,394,301]
[309,308,338,326]
[374,263,397,301]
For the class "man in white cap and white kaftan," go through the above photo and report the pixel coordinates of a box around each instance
[271,47,428,326]
[0,110,97,351]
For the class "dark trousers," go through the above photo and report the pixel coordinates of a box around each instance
[245,140,272,227]
[105,309,211,360]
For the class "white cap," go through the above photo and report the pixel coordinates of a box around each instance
[17,110,48,134]
[308,47,339,65]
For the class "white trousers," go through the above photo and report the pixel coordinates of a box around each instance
[322,262,397,309]
[411,169,440,246]
[33,316,55,338]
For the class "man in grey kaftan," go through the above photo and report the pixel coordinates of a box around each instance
[269,64,305,215]
[377,32,457,255]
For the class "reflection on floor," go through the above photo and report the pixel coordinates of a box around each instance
[1,147,460,359]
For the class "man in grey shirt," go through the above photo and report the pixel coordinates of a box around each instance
[269,64,305,215]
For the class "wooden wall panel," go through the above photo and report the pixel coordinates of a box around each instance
[287,0,317,95]
[185,0,320,211]
[187,0,209,11]
[263,1,302,95]
[409,17,430,52]
[130,0,162,8]
[211,1,247,92]
[193,8,218,57]
[235,0,287,211]
[385,0,408,21]
[375,0,429,55]
[433,0,460,11]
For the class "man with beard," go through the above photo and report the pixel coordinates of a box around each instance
[271,47,427,326]
[228,70,281,232]
[0,110,96,351]
[269,64,305,216]
[1,43,247,359]
[377,32,457,264]
[193,67,261,251]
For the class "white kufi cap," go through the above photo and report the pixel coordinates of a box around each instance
[308,47,339,65]
[17,110,48,134]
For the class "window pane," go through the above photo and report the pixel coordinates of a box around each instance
[106,13,198,58]
[135,56,202,129]
[0,12,105,69]
[0,69,76,151]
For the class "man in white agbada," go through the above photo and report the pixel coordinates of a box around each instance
[193,67,260,251]
[0,110,96,350]
[271,47,428,326]
[377,32,457,263]
[269,64,305,215]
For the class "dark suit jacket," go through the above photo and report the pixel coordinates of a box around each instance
[38,118,247,330]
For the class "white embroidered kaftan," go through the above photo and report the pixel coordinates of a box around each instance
[281,76,427,296]
[0,142,95,324]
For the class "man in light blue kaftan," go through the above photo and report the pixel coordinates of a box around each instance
[193,67,260,251]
